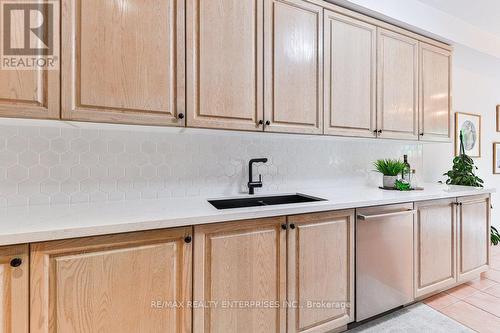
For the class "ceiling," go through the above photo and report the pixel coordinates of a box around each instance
[418,0,500,36]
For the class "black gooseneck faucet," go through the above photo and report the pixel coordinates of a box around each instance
[248,158,268,194]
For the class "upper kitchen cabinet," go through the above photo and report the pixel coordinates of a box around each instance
[0,2,60,120]
[61,0,185,126]
[30,227,192,333]
[377,28,419,140]
[419,43,452,142]
[0,245,29,333]
[186,0,264,131]
[0,69,60,120]
[323,10,376,138]
[264,0,323,134]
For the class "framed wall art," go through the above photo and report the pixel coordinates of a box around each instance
[497,105,500,132]
[494,143,500,174]
[455,112,481,158]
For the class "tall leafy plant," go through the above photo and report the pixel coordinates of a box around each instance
[492,226,500,246]
[443,132,484,187]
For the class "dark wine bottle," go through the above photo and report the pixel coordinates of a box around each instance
[402,155,411,181]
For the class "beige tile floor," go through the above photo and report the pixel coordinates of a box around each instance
[423,246,500,333]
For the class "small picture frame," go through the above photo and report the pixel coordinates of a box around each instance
[455,112,481,158]
[494,143,500,174]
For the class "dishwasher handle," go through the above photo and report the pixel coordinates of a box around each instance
[357,209,416,221]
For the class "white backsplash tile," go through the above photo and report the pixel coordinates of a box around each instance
[0,119,423,207]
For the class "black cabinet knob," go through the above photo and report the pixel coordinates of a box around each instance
[378,130,382,134]
[258,120,264,125]
[420,133,424,136]
[265,120,271,126]
[290,224,296,230]
[10,258,22,268]
[184,236,192,243]
[373,129,378,133]
[281,224,287,230]
[178,113,185,120]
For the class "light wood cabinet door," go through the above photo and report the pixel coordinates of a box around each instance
[287,210,355,333]
[61,0,185,126]
[264,0,323,134]
[0,244,29,333]
[323,11,376,138]
[377,28,419,140]
[457,195,490,282]
[30,227,192,333]
[193,217,286,333]
[414,198,457,298]
[0,2,59,120]
[0,69,60,120]
[186,0,264,131]
[419,43,452,142]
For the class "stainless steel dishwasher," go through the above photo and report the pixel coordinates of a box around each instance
[356,203,415,322]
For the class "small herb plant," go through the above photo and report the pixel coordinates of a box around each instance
[374,159,405,176]
[443,131,483,187]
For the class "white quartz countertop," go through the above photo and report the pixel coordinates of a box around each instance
[0,183,494,246]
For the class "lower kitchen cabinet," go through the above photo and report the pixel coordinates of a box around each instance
[457,195,490,282]
[287,210,355,333]
[192,211,354,333]
[193,217,287,333]
[0,244,29,333]
[29,227,192,333]
[414,198,457,298]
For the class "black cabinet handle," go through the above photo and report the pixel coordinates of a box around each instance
[10,258,22,268]
[281,224,287,230]
[184,236,192,243]
[258,120,264,125]
[420,133,424,136]
[178,113,185,120]
[378,130,382,134]
[373,129,378,134]
[265,120,271,126]
[290,224,296,230]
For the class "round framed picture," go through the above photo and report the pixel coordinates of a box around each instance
[455,112,481,157]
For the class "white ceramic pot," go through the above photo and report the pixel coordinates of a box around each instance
[383,175,398,189]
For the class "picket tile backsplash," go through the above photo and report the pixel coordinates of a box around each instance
[0,119,423,207]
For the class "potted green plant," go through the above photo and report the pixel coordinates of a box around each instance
[443,131,484,188]
[443,131,499,244]
[492,227,500,245]
[374,159,405,189]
